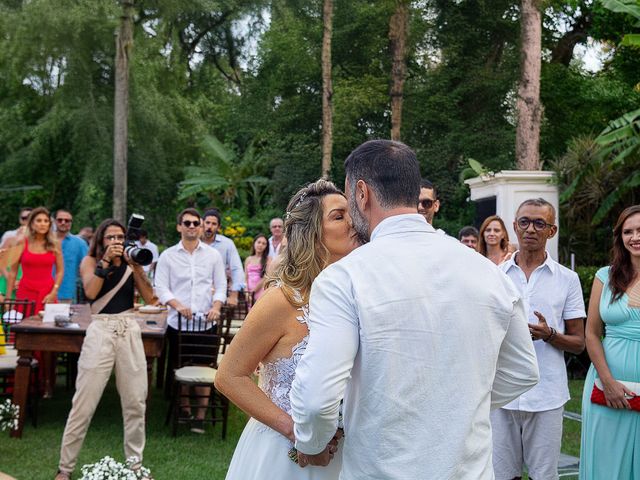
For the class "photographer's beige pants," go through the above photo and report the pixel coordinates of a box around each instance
[58,316,147,474]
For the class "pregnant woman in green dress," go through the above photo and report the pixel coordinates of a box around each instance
[581,205,640,479]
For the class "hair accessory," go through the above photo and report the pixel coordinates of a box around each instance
[285,191,308,219]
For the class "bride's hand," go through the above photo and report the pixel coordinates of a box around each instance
[275,413,295,442]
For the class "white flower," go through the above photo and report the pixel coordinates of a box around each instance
[80,455,152,480]
[0,399,20,431]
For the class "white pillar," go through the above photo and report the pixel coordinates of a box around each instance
[465,170,559,261]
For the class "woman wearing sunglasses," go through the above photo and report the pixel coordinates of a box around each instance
[55,218,155,480]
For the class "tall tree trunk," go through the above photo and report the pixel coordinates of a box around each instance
[515,0,542,170]
[389,0,409,142]
[113,1,134,222]
[321,0,333,179]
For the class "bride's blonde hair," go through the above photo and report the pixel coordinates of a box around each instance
[268,179,343,307]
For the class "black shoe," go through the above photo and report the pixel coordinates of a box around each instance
[190,419,205,434]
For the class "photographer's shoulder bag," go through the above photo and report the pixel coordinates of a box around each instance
[90,266,133,314]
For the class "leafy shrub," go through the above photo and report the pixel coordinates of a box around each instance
[575,265,600,307]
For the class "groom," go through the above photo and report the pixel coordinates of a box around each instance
[290,140,540,479]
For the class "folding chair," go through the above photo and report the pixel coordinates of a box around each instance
[0,299,39,426]
[164,313,229,438]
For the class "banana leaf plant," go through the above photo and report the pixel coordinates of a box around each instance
[178,135,273,215]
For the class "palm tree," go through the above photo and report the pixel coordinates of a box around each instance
[321,0,334,178]
[389,0,409,141]
[113,0,134,223]
[515,0,543,170]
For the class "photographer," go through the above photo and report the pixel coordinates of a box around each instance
[81,218,154,313]
[55,218,155,480]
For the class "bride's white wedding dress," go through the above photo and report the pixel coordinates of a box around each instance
[225,304,342,479]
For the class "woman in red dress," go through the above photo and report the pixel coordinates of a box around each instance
[6,206,64,397]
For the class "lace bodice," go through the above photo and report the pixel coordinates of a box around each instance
[258,304,309,415]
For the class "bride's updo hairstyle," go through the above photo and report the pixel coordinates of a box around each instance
[269,178,343,307]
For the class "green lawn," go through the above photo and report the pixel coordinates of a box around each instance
[1,376,247,480]
[1,377,585,480]
[563,379,585,458]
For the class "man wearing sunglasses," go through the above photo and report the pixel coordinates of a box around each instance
[491,198,586,480]
[418,179,446,234]
[155,208,227,433]
[54,209,88,302]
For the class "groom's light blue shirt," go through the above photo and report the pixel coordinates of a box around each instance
[291,214,539,479]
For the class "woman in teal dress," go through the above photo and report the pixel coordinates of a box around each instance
[580,205,640,479]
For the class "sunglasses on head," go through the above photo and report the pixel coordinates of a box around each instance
[182,220,201,228]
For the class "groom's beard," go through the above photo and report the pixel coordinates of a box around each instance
[349,192,371,245]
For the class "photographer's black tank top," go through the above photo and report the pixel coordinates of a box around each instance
[91,262,135,313]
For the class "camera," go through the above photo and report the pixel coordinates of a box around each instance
[124,213,153,266]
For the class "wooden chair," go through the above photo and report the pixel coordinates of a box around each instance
[220,290,250,355]
[164,313,229,438]
[0,299,39,426]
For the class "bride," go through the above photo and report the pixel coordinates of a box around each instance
[215,179,359,479]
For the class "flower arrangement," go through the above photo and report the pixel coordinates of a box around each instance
[0,398,19,431]
[79,456,151,480]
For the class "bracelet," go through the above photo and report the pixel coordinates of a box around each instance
[101,257,112,265]
[544,327,557,343]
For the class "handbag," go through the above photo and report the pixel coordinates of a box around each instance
[591,378,640,411]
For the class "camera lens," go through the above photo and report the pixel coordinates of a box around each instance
[124,245,153,266]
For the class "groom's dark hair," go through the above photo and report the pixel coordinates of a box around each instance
[344,139,421,209]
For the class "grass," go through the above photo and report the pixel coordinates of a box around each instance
[563,379,585,458]
[0,374,248,480]
[1,375,586,480]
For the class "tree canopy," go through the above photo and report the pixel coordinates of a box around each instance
[0,0,638,259]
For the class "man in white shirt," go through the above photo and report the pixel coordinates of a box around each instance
[267,217,284,259]
[155,208,227,433]
[134,229,159,278]
[201,208,244,307]
[290,140,539,479]
[491,198,586,480]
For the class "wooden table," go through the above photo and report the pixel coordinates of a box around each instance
[10,304,167,438]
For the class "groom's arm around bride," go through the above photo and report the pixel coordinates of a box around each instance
[290,139,539,479]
